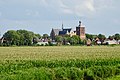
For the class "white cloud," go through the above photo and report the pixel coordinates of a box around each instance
[0,0,117,18]
[37,0,96,17]
[56,0,96,17]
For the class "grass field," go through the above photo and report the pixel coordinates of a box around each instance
[0,46,120,60]
[0,46,120,80]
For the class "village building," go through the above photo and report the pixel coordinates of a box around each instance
[50,21,86,40]
[87,39,92,46]
[76,21,86,40]
[104,39,119,45]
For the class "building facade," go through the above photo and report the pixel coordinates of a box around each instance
[50,21,86,40]
[76,21,86,40]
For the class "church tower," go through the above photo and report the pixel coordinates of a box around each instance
[76,21,86,40]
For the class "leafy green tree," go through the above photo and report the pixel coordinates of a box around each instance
[86,34,97,40]
[108,36,114,40]
[55,36,63,43]
[114,33,120,40]
[33,34,41,44]
[70,35,80,45]
[86,34,93,40]
[62,35,70,45]
[97,34,106,44]
[43,34,49,39]
[2,29,41,46]
[17,30,34,46]
[35,34,41,39]
[3,30,20,46]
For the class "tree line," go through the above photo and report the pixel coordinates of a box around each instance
[0,30,49,46]
[0,29,120,46]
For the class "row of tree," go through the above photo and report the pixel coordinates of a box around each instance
[54,35,85,45]
[54,33,120,45]
[86,33,120,41]
[0,29,120,46]
[0,30,49,46]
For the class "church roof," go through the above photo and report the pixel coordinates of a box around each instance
[63,28,72,33]
[59,31,67,35]
[52,29,61,35]
[59,28,72,35]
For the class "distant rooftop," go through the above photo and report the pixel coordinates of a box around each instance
[52,29,61,35]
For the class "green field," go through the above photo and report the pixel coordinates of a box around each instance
[0,46,120,80]
[0,46,120,60]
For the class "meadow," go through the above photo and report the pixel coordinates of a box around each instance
[0,46,120,80]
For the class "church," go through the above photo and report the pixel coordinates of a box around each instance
[50,21,86,40]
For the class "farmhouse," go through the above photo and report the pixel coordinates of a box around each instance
[50,21,86,40]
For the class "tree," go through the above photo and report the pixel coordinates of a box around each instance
[2,29,43,46]
[2,29,42,46]
[35,34,41,39]
[114,33,120,41]
[3,30,20,46]
[69,35,81,45]
[62,35,70,45]
[33,34,41,44]
[97,34,106,44]
[43,34,49,39]
[86,34,97,41]
[86,34,93,40]
[108,36,114,40]
[55,36,63,44]
[17,30,34,46]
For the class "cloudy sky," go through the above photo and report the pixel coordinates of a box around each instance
[0,0,120,37]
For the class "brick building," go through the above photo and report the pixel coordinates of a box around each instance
[50,21,86,40]
[76,21,86,40]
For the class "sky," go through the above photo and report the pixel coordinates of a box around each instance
[0,0,120,37]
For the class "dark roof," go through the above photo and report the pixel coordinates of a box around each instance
[53,29,61,35]
[59,31,67,35]
[63,28,72,33]
[52,28,72,35]
[59,28,72,35]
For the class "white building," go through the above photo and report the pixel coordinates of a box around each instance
[37,42,48,45]
[104,40,118,45]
